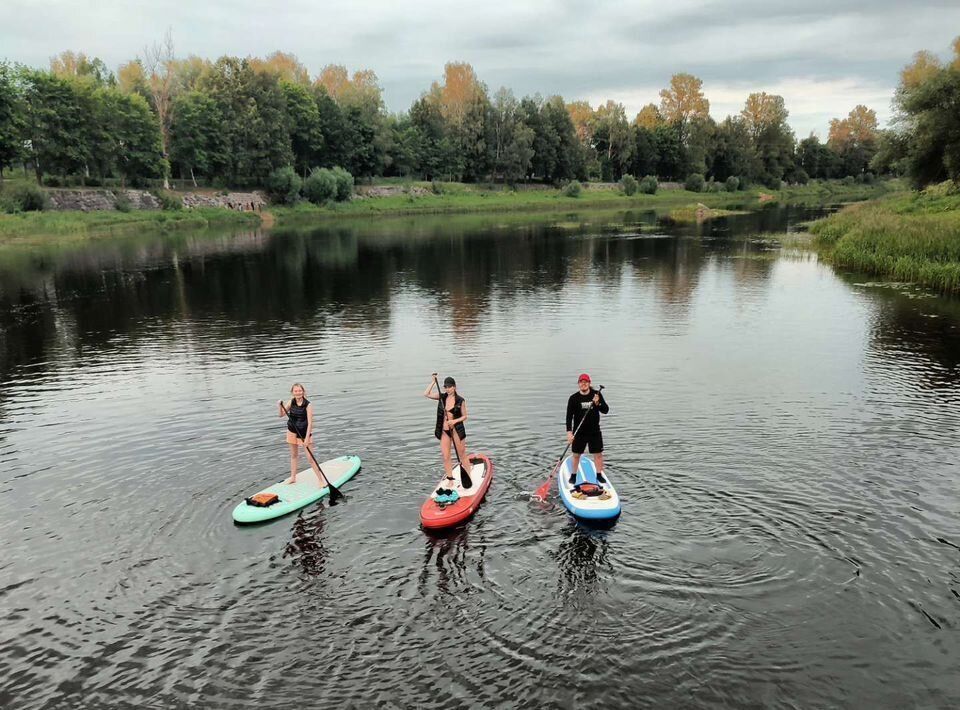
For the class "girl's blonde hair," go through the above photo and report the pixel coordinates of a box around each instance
[290,383,306,396]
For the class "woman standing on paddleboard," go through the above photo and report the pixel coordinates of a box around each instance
[423,374,469,490]
[279,383,328,487]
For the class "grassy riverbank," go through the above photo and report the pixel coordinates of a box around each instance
[270,179,893,224]
[0,207,260,241]
[0,178,893,243]
[810,183,960,294]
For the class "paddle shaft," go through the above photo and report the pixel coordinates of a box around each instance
[535,385,604,500]
[433,375,471,488]
[280,400,341,499]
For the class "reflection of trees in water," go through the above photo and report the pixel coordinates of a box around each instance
[0,205,911,389]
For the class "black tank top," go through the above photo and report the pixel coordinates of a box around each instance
[435,393,466,440]
[287,397,310,437]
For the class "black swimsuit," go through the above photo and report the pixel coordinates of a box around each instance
[287,397,310,439]
[435,393,467,441]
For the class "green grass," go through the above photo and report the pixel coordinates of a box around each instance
[0,207,259,242]
[810,183,960,293]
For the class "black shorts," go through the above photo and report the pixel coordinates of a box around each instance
[572,431,603,454]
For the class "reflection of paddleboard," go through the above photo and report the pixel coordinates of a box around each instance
[557,455,621,521]
[420,453,494,530]
[232,455,361,524]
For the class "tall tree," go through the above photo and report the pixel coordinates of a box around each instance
[250,51,310,85]
[0,62,24,180]
[20,70,92,182]
[659,73,709,145]
[592,100,633,181]
[281,81,324,177]
[828,105,880,176]
[169,90,224,185]
[50,51,114,85]
[635,103,662,130]
[141,30,176,188]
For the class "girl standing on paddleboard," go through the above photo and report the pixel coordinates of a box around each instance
[423,374,469,490]
[279,383,328,487]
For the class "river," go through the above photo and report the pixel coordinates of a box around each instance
[1,207,958,708]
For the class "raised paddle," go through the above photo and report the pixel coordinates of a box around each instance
[279,400,344,504]
[533,385,604,502]
[433,374,473,489]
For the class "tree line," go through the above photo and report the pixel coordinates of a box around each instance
[0,38,954,192]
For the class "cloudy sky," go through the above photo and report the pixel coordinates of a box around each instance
[2,0,958,137]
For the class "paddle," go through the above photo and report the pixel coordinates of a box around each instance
[533,385,604,502]
[433,374,473,489]
[279,400,344,504]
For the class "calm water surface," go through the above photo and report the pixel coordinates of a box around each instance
[1,207,959,709]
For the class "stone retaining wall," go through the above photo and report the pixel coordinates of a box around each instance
[46,189,266,212]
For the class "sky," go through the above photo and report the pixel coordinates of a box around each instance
[1,0,958,137]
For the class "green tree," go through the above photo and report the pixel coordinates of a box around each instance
[169,90,224,184]
[199,57,293,184]
[91,87,164,185]
[20,69,93,182]
[0,62,24,180]
[281,81,324,177]
[592,100,633,181]
[629,126,658,179]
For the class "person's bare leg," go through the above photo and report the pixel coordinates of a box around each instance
[286,442,299,484]
[440,434,454,487]
[305,442,328,486]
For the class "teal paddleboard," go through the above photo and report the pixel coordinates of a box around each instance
[232,454,361,524]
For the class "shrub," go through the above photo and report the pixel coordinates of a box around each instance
[861,172,876,185]
[154,190,183,211]
[638,175,658,194]
[7,183,49,212]
[684,173,705,192]
[265,166,302,205]
[725,176,740,192]
[331,166,354,201]
[114,192,132,212]
[430,180,444,195]
[620,174,638,196]
[42,175,63,187]
[0,193,20,214]
[841,175,856,186]
[706,179,723,193]
[562,180,582,197]
[303,168,337,204]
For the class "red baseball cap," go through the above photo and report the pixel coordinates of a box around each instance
[578,373,591,383]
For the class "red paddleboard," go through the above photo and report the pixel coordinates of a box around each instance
[420,453,494,530]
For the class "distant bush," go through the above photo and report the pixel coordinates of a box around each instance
[0,183,47,212]
[841,175,856,186]
[706,179,723,193]
[154,190,183,211]
[860,172,876,185]
[42,175,63,187]
[0,192,20,214]
[562,180,582,197]
[265,166,302,205]
[620,174,638,196]
[331,166,354,201]
[114,192,132,212]
[684,173,705,192]
[430,180,444,195]
[725,176,740,192]
[638,175,658,194]
[304,168,337,204]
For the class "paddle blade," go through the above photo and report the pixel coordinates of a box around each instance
[459,464,472,489]
[533,477,552,502]
[327,483,344,504]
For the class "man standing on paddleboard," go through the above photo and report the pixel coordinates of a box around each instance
[566,373,609,484]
